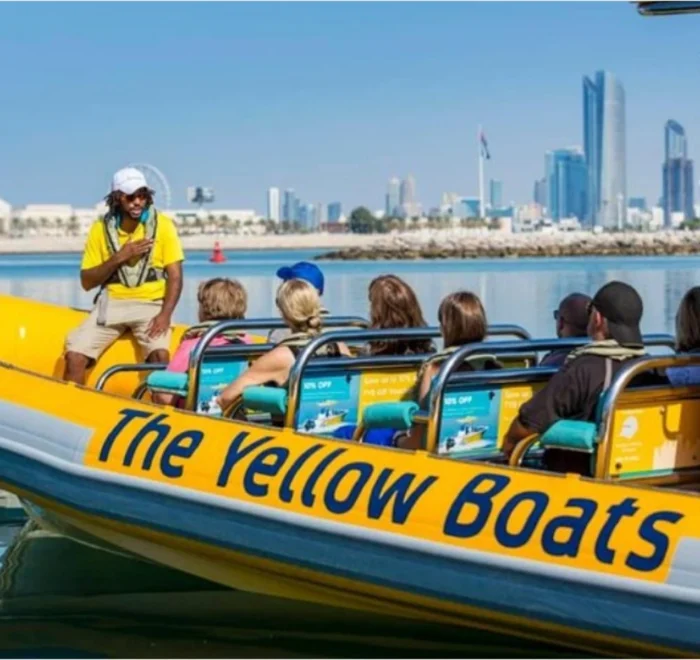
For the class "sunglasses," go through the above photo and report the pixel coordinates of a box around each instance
[122,189,148,204]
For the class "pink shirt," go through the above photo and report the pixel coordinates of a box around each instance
[167,334,253,373]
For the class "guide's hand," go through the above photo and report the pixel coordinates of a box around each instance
[117,238,153,264]
[146,311,171,338]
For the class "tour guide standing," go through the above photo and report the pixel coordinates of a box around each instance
[63,167,184,385]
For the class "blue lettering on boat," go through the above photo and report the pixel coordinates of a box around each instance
[97,411,686,573]
[443,471,684,572]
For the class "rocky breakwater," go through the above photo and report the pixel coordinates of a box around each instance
[316,230,700,261]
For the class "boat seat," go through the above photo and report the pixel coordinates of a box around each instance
[241,365,421,436]
[146,371,189,398]
[145,356,249,415]
[602,384,700,486]
[510,379,700,486]
[362,401,419,431]
[242,386,288,417]
[354,378,551,459]
[540,419,597,452]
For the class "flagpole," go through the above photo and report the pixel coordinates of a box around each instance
[478,124,485,219]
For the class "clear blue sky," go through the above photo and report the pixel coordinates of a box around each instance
[2,1,700,213]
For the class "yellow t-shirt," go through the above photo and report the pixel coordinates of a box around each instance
[81,212,185,301]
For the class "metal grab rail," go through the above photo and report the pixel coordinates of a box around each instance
[422,367,559,453]
[182,316,367,410]
[485,324,531,341]
[594,353,700,478]
[93,319,526,402]
[281,325,533,429]
[283,328,440,429]
[427,334,676,450]
[95,363,167,391]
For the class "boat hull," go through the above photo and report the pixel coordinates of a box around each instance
[1,362,700,656]
[0,293,186,396]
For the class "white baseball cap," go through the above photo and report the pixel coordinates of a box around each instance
[111,167,149,195]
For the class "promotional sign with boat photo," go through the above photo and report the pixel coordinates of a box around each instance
[296,371,357,434]
[438,388,500,457]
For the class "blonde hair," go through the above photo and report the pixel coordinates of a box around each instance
[276,278,322,334]
[438,291,487,348]
[197,278,247,322]
[676,286,700,352]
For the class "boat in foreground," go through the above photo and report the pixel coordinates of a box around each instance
[0,294,699,657]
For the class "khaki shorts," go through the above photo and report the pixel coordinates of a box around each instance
[65,297,172,362]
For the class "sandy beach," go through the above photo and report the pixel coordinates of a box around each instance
[0,232,377,254]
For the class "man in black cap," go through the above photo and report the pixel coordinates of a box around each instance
[540,292,592,368]
[503,281,667,474]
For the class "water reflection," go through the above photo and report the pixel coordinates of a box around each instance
[1,251,699,338]
[0,523,578,658]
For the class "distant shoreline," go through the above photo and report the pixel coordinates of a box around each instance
[3,230,700,260]
[316,230,700,261]
[0,232,372,255]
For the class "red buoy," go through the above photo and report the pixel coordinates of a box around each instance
[209,241,226,263]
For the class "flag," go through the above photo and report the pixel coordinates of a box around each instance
[480,130,491,160]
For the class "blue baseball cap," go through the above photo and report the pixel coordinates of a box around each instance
[276,261,324,295]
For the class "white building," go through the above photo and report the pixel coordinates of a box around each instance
[267,187,280,223]
[4,202,107,237]
[651,206,664,231]
[513,203,544,232]
[626,207,652,230]
[0,198,11,235]
[558,217,582,231]
[169,208,260,234]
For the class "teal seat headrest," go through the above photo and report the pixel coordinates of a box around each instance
[362,402,418,431]
[242,386,288,417]
[540,420,597,453]
[146,371,189,397]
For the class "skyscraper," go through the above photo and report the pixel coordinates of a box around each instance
[385,178,400,217]
[400,175,417,217]
[327,202,342,223]
[534,178,548,208]
[666,120,687,160]
[663,120,694,227]
[267,187,280,223]
[298,203,316,230]
[583,71,627,229]
[489,179,503,208]
[282,189,296,223]
[545,148,587,221]
[400,175,415,206]
[315,202,326,229]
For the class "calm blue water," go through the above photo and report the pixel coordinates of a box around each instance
[1,248,699,337]
[0,523,575,658]
[1,248,694,657]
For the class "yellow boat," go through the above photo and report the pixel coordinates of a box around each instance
[1,293,700,657]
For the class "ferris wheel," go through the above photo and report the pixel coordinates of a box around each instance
[128,163,173,209]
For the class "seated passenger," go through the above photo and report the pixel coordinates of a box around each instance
[667,286,700,386]
[365,274,435,356]
[159,278,252,406]
[397,291,500,450]
[268,262,329,343]
[218,278,347,412]
[540,292,591,368]
[416,291,500,405]
[331,276,435,445]
[503,281,667,475]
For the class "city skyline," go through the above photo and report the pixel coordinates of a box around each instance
[2,2,700,211]
[663,120,694,227]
